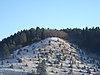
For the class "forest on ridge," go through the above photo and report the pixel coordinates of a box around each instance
[0,27,100,58]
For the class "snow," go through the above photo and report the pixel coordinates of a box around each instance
[0,37,100,75]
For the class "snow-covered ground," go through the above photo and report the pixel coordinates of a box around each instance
[0,37,100,75]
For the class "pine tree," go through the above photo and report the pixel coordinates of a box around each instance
[31,70,35,75]
[37,60,47,75]
[1,43,10,58]
[20,32,27,44]
[87,67,91,74]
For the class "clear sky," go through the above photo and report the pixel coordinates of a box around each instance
[0,0,100,40]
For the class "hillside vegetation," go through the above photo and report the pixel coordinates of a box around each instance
[0,37,100,75]
[0,27,67,58]
[0,27,100,58]
[63,27,100,57]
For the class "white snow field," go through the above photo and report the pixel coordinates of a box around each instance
[0,37,100,75]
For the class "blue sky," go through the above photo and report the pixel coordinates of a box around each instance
[0,0,100,40]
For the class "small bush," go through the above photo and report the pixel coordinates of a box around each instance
[17,58,23,63]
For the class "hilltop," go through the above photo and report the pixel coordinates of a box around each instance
[1,27,100,59]
[0,37,100,75]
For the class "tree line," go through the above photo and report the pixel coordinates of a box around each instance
[1,26,100,58]
[63,27,100,56]
[0,27,67,58]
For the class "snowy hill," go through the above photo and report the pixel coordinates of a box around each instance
[0,37,100,75]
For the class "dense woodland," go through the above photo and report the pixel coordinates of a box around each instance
[63,27,100,56]
[0,27,67,58]
[0,27,100,58]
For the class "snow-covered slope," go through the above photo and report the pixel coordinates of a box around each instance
[0,37,100,75]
